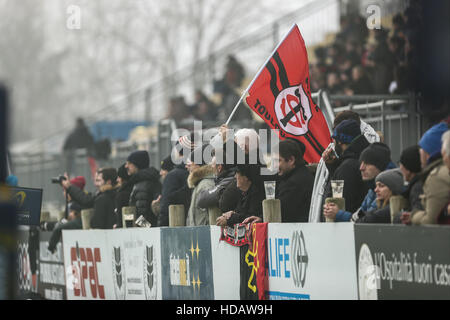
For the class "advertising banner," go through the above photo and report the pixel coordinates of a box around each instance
[62,230,115,300]
[210,226,240,300]
[17,226,39,296]
[161,226,214,300]
[38,231,66,300]
[355,224,450,300]
[11,187,42,226]
[267,223,358,300]
[106,229,162,300]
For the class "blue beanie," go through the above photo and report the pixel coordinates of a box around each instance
[332,119,361,144]
[6,175,18,187]
[419,123,448,156]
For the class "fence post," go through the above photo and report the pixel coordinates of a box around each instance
[208,207,221,226]
[169,204,185,227]
[263,199,281,223]
[122,206,136,228]
[81,208,94,230]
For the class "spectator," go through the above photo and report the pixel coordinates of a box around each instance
[354,169,405,223]
[113,163,132,228]
[274,140,314,222]
[62,118,95,175]
[217,164,265,227]
[166,96,192,126]
[126,150,161,227]
[186,145,216,226]
[324,142,394,222]
[63,168,118,229]
[48,202,82,253]
[158,133,198,226]
[402,125,450,225]
[326,72,343,94]
[346,66,374,95]
[399,145,424,213]
[325,120,370,214]
[197,145,240,213]
[192,90,218,122]
[159,155,174,182]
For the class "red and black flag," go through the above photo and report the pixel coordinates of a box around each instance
[245,24,331,163]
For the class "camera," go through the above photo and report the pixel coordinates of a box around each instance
[51,175,67,184]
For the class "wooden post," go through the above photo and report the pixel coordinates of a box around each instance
[325,198,346,222]
[40,211,50,223]
[122,206,136,228]
[208,207,221,225]
[263,199,282,223]
[389,196,409,223]
[169,205,185,227]
[81,209,94,230]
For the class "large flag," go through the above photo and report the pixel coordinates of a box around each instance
[245,24,331,163]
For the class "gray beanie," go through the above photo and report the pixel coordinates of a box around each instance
[375,169,405,195]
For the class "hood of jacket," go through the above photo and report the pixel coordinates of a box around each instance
[188,165,215,189]
[341,135,370,161]
[129,167,160,185]
[99,184,118,194]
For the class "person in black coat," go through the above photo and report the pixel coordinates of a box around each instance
[63,168,118,229]
[216,164,265,227]
[325,120,370,214]
[114,163,133,228]
[126,150,162,227]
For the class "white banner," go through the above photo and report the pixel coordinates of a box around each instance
[62,230,114,300]
[267,223,358,300]
[210,226,240,300]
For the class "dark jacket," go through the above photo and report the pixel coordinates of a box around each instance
[159,164,189,227]
[326,135,370,213]
[115,182,134,228]
[402,175,424,212]
[129,167,162,227]
[356,205,391,224]
[218,177,242,213]
[197,167,237,210]
[48,217,82,253]
[277,163,315,223]
[227,182,265,227]
[66,184,116,229]
[63,124,95,152]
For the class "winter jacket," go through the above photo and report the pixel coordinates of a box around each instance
[63,124,95,152]
[355,205,391,224]
[66,184,117,229]
[114,182,133,228]
[336,187,378,222]
[197,167,237,211]
[218,177,242,213]
[277,163,315,223]
[159,164,189,227]
[402,175,424,212]
[412,160,450,225]
[129,167,162,227]
[326,135,370,214]
[227,182,265,227]
[186,165,216,226]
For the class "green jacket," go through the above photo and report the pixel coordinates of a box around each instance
[186,165,216,226]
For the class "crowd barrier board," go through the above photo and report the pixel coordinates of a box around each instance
[16,223,450,300]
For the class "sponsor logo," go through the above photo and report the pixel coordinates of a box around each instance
[275,85,312,136]
[358,244,379,300]
[112,246,126,300]
[143,245,157,300]
[68,242,105,299]
[169,237,203,291]
[291,230,308,288]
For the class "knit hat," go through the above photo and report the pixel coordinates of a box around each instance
[360,143,391,171]
[419,122,449,157]
[117,164,130,180]
[68,201,81,214]
[399,145,421,173]
[160,156,175,172]
[332,119,361,144]
[127,150,150,169]
[375,169,405,195]
[70,176,86,190]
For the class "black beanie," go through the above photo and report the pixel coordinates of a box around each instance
[160,156,175,172]
[399,145,421,173]
[360,143,391,171]
[118,163,130,180]
[127,150,150,169]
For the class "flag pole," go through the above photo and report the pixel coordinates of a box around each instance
[225,24,298,125]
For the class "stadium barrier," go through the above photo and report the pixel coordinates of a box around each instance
[17,223,450,300]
